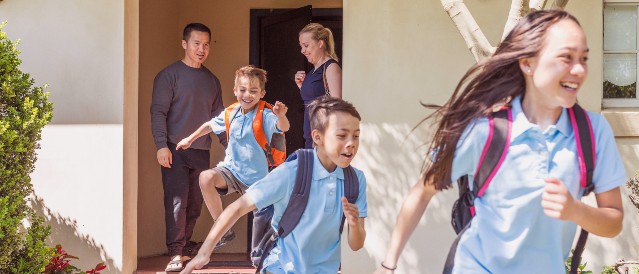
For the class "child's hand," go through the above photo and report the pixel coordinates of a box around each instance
[541,178,577,221]
[180,253,210,274]
[272,101,288,117]
[342,197,360,226]
[176,138,192,150]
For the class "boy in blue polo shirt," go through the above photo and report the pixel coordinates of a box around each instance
[176,65,290,249]
[181,97,367,274]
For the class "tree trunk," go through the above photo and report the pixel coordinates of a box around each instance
[442,0,570,62]
[551,0,569,9]
[441,0,495,61]
[501,0,530,41]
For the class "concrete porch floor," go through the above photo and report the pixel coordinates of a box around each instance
[136,254,255,274]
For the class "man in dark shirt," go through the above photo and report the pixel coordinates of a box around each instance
[150,22,227,272]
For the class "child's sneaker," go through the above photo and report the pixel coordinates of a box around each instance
[184,241,203,256]
[214,230,235,250]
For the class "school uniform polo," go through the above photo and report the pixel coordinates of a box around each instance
[245,149,368,274]
[449,96,625,273]
[209,106,280,187]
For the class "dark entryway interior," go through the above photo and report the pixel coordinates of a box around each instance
[250,6,343,156]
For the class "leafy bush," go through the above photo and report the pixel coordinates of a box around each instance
[44,245,106,274]
[565,250,593,274]
[0,22,54,273]
[627,171,639,213]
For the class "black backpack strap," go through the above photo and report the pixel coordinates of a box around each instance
[567,104,596,274]
[254,227,277,274]
[277,149,314,238]
[472,108,512,199]
[339,166,359,234]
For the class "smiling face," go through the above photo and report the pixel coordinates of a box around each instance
[233,76,265,113]
[313,111,360,171]
[299,32,326,66]
[182,30,210,68]
[522,19,588,112]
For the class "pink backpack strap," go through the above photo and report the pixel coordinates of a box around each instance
[568,104,595,194]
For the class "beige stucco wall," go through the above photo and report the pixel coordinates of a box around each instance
[343,0,639,273]
[0,0,125,273]
[137,0,343,257]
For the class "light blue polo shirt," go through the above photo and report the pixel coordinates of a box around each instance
[209,105,280,186]
[450,96,625,273]
[245,149,368,274]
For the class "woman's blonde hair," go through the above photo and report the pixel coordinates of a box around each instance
[300,23,339,62]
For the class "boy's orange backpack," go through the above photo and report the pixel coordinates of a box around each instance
[224,100,286,167]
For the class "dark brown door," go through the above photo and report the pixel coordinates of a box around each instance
[258,6,312,156]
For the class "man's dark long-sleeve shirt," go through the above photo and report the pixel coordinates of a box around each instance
[151,60,226,150]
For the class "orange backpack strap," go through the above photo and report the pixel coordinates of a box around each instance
[224,102,239,142]
[253,100,270,155]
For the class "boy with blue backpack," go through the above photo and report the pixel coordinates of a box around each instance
[181,96,367,274]
[176,65,290,250]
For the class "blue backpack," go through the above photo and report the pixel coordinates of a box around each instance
[446,104,595,274]
[250,149,359,273]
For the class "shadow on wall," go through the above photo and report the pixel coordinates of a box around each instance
[345,122,459,274]
[31,196,118,273]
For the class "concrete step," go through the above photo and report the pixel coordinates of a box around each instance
[136,254,255,274]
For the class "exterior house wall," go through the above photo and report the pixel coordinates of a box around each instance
[342,0,639,273]
[0,0,125,273]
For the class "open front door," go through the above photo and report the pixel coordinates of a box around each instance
[258,6,311,156]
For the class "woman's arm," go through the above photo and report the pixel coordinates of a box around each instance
[325,63,342,99]
[375,177,439,273]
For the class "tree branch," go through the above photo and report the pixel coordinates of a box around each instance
[551,0,569,9]
[441,0,495,61]
[529,0,547,11]
[502,0,530,41]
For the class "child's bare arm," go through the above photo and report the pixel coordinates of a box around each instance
[272,101,290,132]
[176,121,213,150]
[342,197,366,250]
[376,176,438,273]
[180,195,257,274]
[542,178,623,237]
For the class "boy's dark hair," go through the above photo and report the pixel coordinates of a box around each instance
[307,97,361,134]
[235,65,268,90]
[183,23,211,41]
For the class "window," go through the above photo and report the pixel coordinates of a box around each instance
[603,2,639,107]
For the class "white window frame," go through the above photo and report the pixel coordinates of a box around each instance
[603,1,639,108]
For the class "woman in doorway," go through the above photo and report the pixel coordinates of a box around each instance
[294,23,342,148]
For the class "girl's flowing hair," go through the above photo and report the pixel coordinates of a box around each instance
[423,10,580,190]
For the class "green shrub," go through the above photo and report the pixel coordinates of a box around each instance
[0,22,54,273]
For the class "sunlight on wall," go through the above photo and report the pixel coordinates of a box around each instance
[30,125,123,273]
[343,122,459,273]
